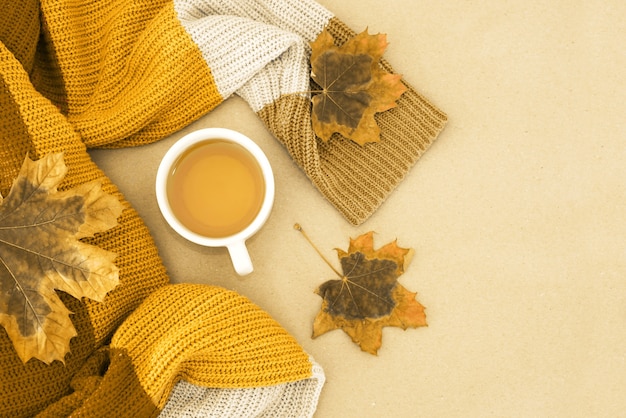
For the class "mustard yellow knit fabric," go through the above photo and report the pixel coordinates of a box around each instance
[0,1,316,416]
[1,0,445,415]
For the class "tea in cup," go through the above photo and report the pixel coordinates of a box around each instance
[156,128,274,275]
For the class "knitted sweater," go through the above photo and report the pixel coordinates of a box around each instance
[0,0,445,416]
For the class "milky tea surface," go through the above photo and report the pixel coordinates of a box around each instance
[167,140,265,238]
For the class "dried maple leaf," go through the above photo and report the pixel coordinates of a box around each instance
[310,230,426,355]
[309,28,407,145]
[0,153,123,364]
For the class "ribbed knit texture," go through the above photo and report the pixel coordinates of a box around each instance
[160,358,325,417]
[1,0,445,415]
[174,0,447,225]
[256,16,447,224]
[1,21,170,416]
[37,0,224,147]
[1,1,321,416]
[35,285,317,417]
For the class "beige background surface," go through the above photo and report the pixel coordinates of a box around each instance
[90,1,626,416]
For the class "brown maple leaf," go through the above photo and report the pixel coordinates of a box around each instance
[309,229,426,355]
[309,28,407,145]
[0,153,123,364]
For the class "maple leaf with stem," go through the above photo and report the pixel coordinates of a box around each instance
[309,28,407,145]
[0,153,123,364]
[296,224,426,355]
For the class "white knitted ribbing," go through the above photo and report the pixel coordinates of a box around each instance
[159,357,325,418]
[164,3,333,415]
[174,0,332,40]
[173,0,333,111]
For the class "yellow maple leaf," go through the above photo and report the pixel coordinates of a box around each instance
[0,154,123,364]
[310,28,407,145]
[296,225,426,355]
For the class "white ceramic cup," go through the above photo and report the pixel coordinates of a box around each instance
[155,128,274,276]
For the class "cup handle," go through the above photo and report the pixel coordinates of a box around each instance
[227,241,253,276]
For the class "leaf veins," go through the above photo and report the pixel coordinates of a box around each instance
[304,227,427,355]
[0,153,123,364]
[310,28,407,145]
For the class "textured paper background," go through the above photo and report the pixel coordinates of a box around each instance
[90,1,626,416]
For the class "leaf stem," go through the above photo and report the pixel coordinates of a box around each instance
[294,223,343,279]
